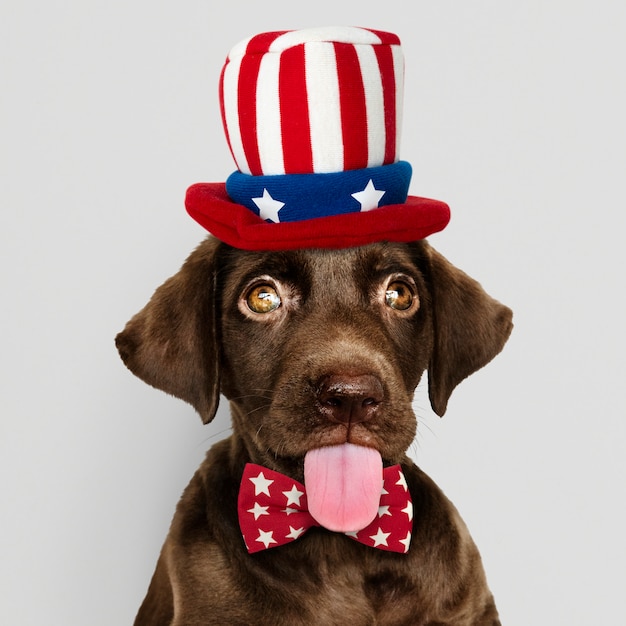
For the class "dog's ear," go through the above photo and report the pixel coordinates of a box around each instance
[115,237,222,424]
[424,244,513,417]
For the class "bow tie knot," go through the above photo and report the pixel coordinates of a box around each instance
[238,463,413,554]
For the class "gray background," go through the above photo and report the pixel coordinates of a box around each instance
[2,1,624,624]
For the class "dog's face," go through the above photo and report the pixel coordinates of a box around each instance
[217,242,432,472]
[116,238,512,476]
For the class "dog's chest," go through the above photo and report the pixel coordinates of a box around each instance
[246,536,422,625]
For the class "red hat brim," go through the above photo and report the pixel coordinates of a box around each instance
[185,183,450,251]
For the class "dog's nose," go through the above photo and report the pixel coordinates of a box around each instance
[316,374,384,425]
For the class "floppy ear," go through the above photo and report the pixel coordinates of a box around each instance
[115,236,223,424]
[424,244,513,417]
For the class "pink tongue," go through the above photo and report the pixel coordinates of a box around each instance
[304,443,383,532]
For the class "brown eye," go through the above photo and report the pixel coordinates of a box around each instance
[246,284,281,313]
[385,281,414,311]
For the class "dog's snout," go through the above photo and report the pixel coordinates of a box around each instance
[316,374,384,425]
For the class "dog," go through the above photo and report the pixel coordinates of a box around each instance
[116,236,512,625]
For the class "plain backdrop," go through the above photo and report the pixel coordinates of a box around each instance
[2,1,624,624]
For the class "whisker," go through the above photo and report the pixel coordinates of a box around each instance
[198,426,234,447]
[245,404,272,417]
[229,393,273,402]
[417,418,437,438]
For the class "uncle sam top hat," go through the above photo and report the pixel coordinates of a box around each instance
[185,26,450,250]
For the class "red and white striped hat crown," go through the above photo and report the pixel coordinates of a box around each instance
[186,27,450,250]
[221,27,403,176]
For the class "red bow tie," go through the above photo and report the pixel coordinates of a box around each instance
[238,463,413,554]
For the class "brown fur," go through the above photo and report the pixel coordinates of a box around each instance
[116,237,512,625]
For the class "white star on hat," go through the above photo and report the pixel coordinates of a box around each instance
[253,188,285,222]
[249,471,274,496]
[351,179,385,212]
[255,529,277,549]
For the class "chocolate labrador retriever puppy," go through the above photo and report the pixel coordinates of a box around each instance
[117,236,512,625]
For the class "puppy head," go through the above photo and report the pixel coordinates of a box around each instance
[216,242,432,466]
[116,237,512,464]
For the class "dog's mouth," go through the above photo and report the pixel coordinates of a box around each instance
[303,442,384,533]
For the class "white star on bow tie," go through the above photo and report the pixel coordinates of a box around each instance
[396,472,408,491]
[249,471,274,497]
[369,527,391,547]
[283,485,305,506]
[247,502,270,520]
[286,526,306,540]
[255,529,277,549]
[351,179,386,212]
[399,531,412,553]
[252,189,285,222]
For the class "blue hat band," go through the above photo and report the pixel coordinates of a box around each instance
[225,161,412,224]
